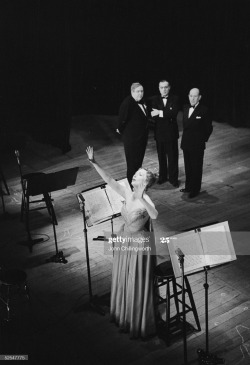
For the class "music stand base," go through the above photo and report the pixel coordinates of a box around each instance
[46,251,68,264]
[74,295,105,316]
[197,349,225,364]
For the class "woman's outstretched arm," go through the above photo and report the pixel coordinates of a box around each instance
[140,195,158,219]
[86,146,127,198]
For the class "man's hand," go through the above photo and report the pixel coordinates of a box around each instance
[116,129,121,135]
[151,108,160,117]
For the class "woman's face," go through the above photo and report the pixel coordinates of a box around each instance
[131,168,147,187]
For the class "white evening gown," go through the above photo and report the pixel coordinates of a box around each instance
[110,201,156,338]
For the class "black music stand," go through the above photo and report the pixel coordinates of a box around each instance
[175,248,188,365]
[76,193,105,315]
[197,265,225,365]
[20,167,79,263]
[191,225,225,365]
[169,222,234,365]
[74,179,129,314]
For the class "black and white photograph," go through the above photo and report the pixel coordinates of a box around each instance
[1,1,250,364]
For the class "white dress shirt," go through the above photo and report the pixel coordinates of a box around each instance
[158,96,168,117]
[138,103,147,116]
[188,102,199,118]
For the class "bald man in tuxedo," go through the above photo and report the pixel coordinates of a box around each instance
[180,88,213,198]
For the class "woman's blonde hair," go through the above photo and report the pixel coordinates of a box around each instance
[144,168,158,189]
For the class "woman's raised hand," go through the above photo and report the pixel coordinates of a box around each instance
[86,146,95,162]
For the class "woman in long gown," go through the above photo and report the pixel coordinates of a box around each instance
[86,146,158,338]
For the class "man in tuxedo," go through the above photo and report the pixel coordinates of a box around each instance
[151,80,179,186]
[180,88,213,198]
[117,82,149,185]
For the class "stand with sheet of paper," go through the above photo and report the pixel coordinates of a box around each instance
[167,221,236,278]
[78,178,130,227]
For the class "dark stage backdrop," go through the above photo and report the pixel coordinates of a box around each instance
[1,0,250,150]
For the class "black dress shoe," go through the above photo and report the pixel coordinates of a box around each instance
[157,178,168,185]
[189,191,200,198]
[180,188,190,193]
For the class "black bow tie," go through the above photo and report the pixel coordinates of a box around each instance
[162,96,168,99]
[137,100,145,105]
[190,105,196,109]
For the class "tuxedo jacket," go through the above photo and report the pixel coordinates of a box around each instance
[117,95,149,144]
[181,103,213,150]
[150,94,179,142]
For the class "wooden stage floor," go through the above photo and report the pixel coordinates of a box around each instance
[0,114,250,364]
